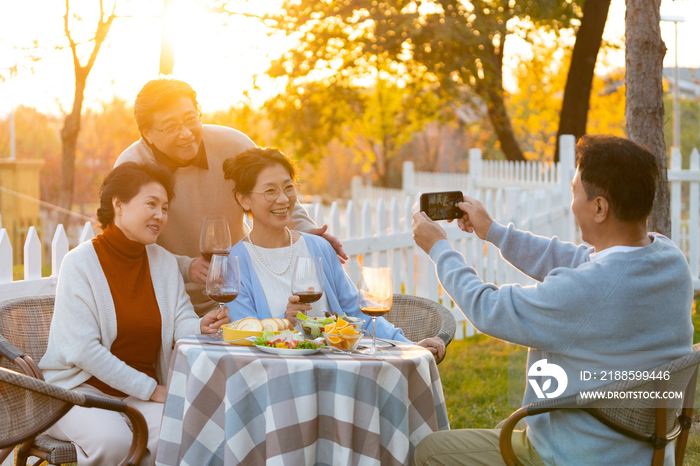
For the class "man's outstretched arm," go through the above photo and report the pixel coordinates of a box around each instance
[453,196,592,281]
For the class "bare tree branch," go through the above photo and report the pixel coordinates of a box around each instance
[64,0,81,73]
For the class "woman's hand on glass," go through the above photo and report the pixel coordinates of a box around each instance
[200,306,231,334]
[188,256,209,284]
[150,384,167,403]
[416,337,446,362]
[285,295,312,326]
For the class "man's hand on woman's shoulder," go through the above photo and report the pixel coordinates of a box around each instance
[308,224,348,264]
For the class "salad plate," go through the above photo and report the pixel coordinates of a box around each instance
[254,345,322,356]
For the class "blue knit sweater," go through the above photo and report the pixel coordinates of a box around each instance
[228,232,409,343]
[429,222,694,465]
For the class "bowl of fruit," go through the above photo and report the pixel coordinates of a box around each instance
[322,318,363,351]
[296,313,364,339]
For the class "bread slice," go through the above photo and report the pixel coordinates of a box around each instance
[236,317,263,332]
[260,318,279,332]
[272,317,286,331]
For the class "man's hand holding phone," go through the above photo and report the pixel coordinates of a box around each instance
[414,192,495,253]
[450,196,493,240]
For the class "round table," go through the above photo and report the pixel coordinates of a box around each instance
[156,335,449,466]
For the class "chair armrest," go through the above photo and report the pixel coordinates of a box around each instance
[0,334,24,361]
[434,305,457,347]
[0,334,43,379]
[0,369,149,466]
[499,395,580,466]
[82,395,149,466]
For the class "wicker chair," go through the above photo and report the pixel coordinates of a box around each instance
[0,366,148,466]
[499,344,700,466]
[0,295,80,465]
[385,294,457,363]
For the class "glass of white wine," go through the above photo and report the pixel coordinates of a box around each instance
[357,267,393,354]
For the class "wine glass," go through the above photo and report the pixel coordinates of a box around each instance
[358,267,393,354]
[206,255,240,339]
[291,257,324,317]
[199,215,232,260]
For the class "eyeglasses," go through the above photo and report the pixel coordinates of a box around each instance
[249,183,300,202]
[151,114,202,138]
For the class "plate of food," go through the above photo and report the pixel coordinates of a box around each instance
[253,330,325,356]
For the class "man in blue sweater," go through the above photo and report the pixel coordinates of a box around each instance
[411,135,694,466]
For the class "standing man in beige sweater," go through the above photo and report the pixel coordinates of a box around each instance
[115,78,346,315]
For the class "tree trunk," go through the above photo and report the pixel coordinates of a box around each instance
[481,81,526,162]
[555,0,611,162]
[478,34,526,162]
[57,73,87,227]
[58,0,117,227]
[159,0,176,75]
[625,0,669,236]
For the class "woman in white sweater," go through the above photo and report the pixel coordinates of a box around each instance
[39,162,230,466]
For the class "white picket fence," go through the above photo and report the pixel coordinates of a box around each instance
[1,141,699,341]
[352,140,569,208]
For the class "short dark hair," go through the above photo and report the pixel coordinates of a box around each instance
[97,162,175,229]
[575,135,659,223]
[133,78,200,134]
[223,147,297,210]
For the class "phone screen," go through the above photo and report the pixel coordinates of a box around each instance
[420,191,464,221]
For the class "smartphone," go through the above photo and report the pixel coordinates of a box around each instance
[420,191,464,221]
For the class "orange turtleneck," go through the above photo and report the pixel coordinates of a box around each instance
[86,222,162,397]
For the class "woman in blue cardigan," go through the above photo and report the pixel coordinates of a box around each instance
[223,147,444,358]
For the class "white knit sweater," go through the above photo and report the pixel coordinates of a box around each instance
[39,240,202,401]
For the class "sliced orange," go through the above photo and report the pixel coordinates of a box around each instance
[325,323,336,333]
[327,334,342,344]
[335,318,349,330]
[339,326,358,336]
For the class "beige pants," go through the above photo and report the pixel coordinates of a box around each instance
[413,419,545,466]
[46,384,163,466]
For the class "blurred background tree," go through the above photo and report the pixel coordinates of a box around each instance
[555,0,611,161]
[508,33,626,162]
[262,0,582,167]
[57,0,119,226]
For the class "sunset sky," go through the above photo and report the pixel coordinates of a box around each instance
[0,0,698,116]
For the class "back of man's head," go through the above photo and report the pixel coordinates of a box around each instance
[133,78,199,134]
[576,135,659,224]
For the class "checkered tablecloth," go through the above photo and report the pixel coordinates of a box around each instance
[156,335,449,466]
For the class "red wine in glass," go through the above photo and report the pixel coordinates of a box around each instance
[208,291,239,303]
[296,291,323,303]
[200,216,232,261]
[291,257,324,310]
[206,255,240,339]
[201,249,229,261]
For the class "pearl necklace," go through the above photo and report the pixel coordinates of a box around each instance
[247,227,294,276]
